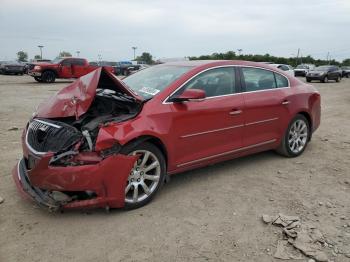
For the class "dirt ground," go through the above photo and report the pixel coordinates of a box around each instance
[0,74,349,262]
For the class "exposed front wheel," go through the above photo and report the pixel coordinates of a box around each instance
[322,76,328,83]
[123,142,166,209]
[336,75,341,82]
[277,114,310,157]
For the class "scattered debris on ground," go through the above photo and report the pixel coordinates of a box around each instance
[262,214,331,261]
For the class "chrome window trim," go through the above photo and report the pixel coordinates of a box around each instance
[177,139,277,167]
[162,65,290,105]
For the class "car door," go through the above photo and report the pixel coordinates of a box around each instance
[60,59,73,78]
[168,67,245,168]
[239,67,292,147]
[71,59,86,78]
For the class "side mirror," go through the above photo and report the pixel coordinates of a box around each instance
[170,89,206,103]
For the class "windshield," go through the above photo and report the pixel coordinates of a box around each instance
[51,58,64,64]
[122,65,194,99]
[315,66,331,71]
[296,65,308,69]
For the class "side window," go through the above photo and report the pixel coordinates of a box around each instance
[275,73,289,88]
[61,59,72,66]
[181,67,236,97]
[71,59,85,66]
[242,67,276,91]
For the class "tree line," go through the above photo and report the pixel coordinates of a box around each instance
[189,51,350,67]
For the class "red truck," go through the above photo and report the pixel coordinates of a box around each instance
[28,57,114,83]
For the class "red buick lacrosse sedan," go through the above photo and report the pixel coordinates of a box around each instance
[12,60,321,210]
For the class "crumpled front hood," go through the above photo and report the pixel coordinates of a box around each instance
[35,68,143,119]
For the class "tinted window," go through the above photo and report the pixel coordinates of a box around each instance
[181,67,236,97]
[242,68,276,91]
[275,73,289,88]
[71,59,85,66]
[61,59,72,66]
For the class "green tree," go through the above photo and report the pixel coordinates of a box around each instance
[17,51,28,62]
[59,51,72,58]
[136,52,154,64]
[34,55,41,60]
[342,59,350,66]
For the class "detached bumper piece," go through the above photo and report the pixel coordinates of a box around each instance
[14,158,60,211]
[12,153,138,211]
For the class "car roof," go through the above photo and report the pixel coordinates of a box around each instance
[162,60,284,69]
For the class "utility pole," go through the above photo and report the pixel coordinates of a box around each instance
[38,45,44,59]
[132,46,137,60]
[326,52,330,64]
[296,48,300,66]
[76,51,80,57]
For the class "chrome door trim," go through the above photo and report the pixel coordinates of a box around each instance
[245,117,279,126]
[177,139,277,167]
[180,124,244,139]
[162,65,290,105]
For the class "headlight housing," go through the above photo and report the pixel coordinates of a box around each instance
[34,65,41,71]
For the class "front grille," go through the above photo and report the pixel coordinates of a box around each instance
[26,119,82,154]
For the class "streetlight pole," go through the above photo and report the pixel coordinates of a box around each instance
[38,45,44,59]
[132,46,137,60]
[76,51,80,57]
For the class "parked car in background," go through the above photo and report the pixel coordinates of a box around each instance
[27,57,114,83]
[306,65,342,83]
[0,61,25,75]
[113,61,140,76]
[270,64,295,76]
[341,66,350,78]
[294,64,316,77]
[13,61,321,211]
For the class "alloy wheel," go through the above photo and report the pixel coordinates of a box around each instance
[125,150,161,203]
[288,119,308,154]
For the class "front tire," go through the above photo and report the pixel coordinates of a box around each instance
[122,142,166,210]
[321,76,328,83]
[41,71,56,83]
[277,114,310,157]
[306,78,311,82]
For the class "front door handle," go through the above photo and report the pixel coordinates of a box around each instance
[282,100,290,105]
[229,109,242,115]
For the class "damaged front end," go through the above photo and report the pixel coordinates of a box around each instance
[12,68,142,211]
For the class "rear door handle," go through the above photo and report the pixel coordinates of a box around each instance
[229,109,242,115]
[282,100,290,105]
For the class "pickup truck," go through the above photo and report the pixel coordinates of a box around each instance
[28,57,114,83]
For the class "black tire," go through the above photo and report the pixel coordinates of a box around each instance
[306,78,311,82]
[336,75,341,82]
[34,77,43,82]
[276,114,310,157]
[346,73,350,78]
[121,142,166,210]
[41,71,56,83]
[321,76,328,83]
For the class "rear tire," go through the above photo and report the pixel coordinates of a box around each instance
[276,114,310,157]
[41,71,56,83]
[306,78,311,82]
[122,142,166,210]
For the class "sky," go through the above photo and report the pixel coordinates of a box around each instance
[0,0,349,62]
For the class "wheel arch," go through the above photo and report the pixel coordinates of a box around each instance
[42,69,58,77]
[296,111,312,140]
[120,135,168,167]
